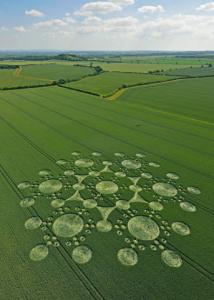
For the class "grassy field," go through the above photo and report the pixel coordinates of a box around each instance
[1,59,210,73]
[0,68,52,88]
[0,73,214,299]
[120,56,214,65]
[21,64,96,81]
[74,62,196,73]
[65,72,174,96]
[164,66,214,77]
[0,65,96,89]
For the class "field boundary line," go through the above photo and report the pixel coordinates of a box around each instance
[59,84,102,97]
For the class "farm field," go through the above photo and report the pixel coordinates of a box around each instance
[0,65,96,89]
[164,66,214,77]
[4,60,196,73]
[120,56,214,65]
[0,68,52,88]
[65,71,174,96]
[21,64,96,82]
[0,71,214,299]
[74,62,196,73]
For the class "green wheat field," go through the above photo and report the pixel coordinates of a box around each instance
[0,56,214,299]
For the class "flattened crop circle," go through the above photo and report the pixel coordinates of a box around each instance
[171,222,190,236]
[30,245,49,261]
[39,179,62,194]
[96,181,118,195]
[180,202,196,213]
[149,202,163,211]
[128,216,160,241]
[152,183,177,197]
[122,160,141,169]
[161,250,182,268]
[75,159,94,168]
[25,217,42,230]
[72,246,92,264]
[96,220,112,232]
[117,248,138,266]
[52,214,84,238]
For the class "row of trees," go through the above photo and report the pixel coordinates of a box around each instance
[0,65,19,69]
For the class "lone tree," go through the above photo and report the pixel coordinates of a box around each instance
[95,66,103,74]
[58,79,66,85]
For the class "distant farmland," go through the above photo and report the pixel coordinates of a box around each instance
[163,66,214,77]
[74,62,196,73]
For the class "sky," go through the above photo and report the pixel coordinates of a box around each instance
[1,0,214,51]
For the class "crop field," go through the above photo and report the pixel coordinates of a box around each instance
[65,71,174,96]
[0,67,214,299]
[163,66,214,77]
[21,64,96,82]
[120,56,214,65]
[0,65,96,89]
[76,62,196,73]
[0,68,52,88]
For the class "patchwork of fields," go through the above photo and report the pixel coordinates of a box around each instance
[65,72,174,96]
[72,62,197,73]
[0,64,96,89]
[0,61,214,299]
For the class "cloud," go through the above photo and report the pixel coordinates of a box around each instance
[137,14,214,39]
[74,10,93,17]
[78,1,122,15]
[138,5,165,14]
[25,9,44,17]
[78,16,138,34]
[63,16,76,23]
[82,16,102,25]
[196,2,214,11]
[76,12,214,42]
[14,26,27,32]
[0,26,8,32]
[34,19,67,29]
[111,0,135,6]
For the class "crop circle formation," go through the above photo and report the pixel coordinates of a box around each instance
[19,152,200,269]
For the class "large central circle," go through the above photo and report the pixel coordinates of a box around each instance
[52,214,84,238]
[96,181,118,195]
[128,216,160,241]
